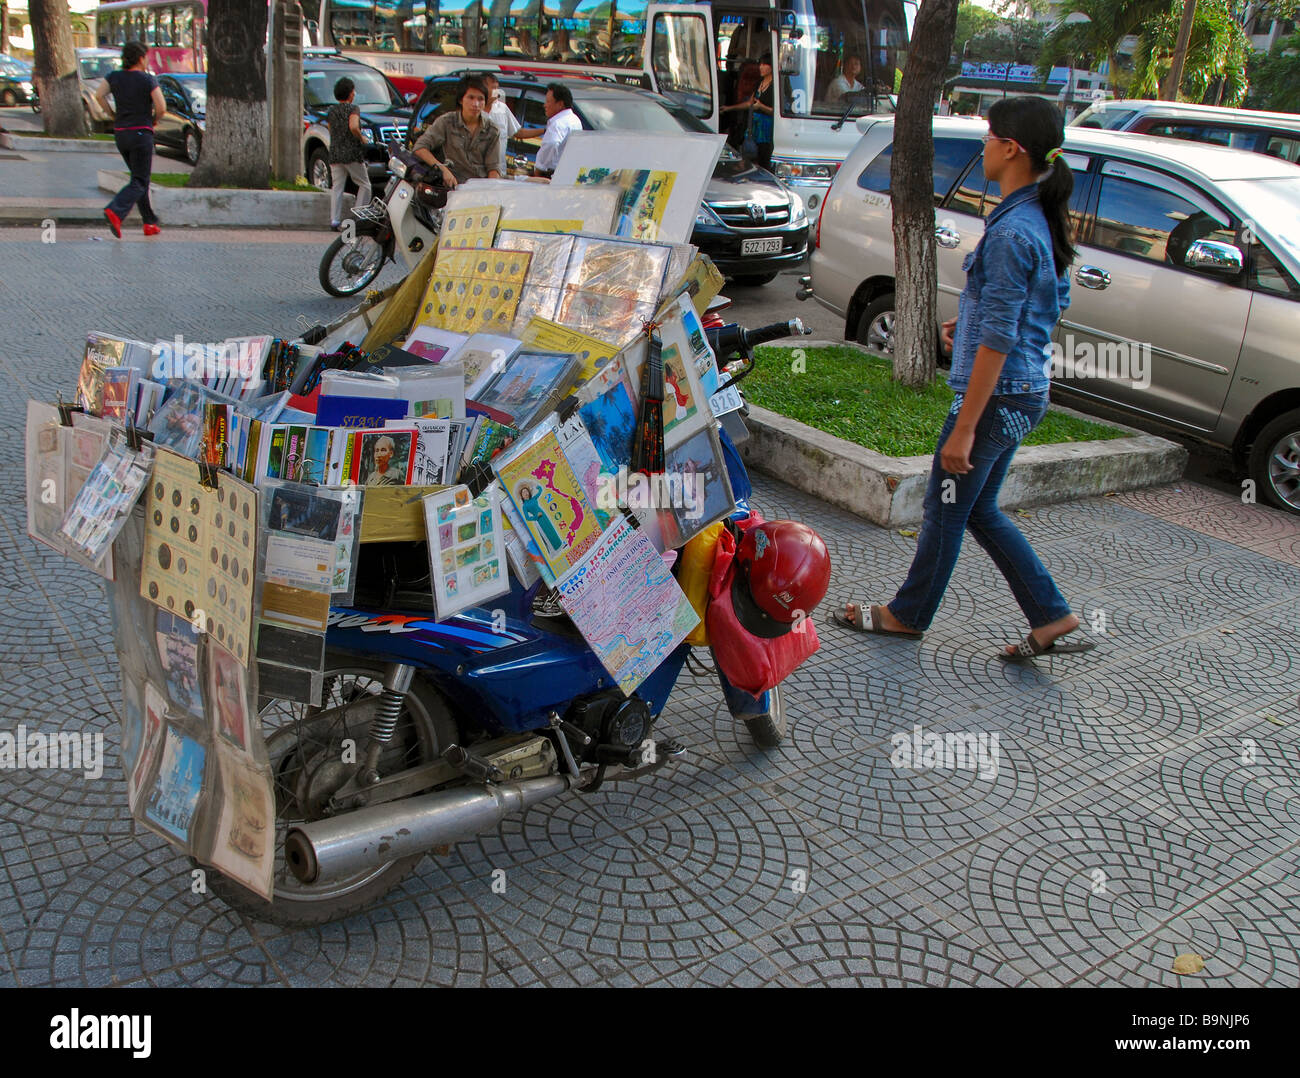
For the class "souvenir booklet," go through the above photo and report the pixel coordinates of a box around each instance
[25,402,115,578]
[143,723,206,845]
[350,427,417,487]
[658,423,737,549]
[395,362,466,419]
[492,417,605,582]
[622,307,710,451]
[422,484,510,620]
[469,350,580,432]
[390,417,452,485]
[57,427,155,566]
[403,325,468,365]
[76,332,151,416]
[520,317,619,384]
[205,740,274,900]
[556,515,699,695]
[101,366,138,422]
[459,333,523,398]
[148,381,208,458]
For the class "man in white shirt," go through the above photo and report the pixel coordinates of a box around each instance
[482,72,521,176]
[826,55,865,103]
[518,83,583,176]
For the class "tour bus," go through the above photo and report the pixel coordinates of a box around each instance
[95,0,206,72]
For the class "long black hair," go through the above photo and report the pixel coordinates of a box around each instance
[987,96,1076,277]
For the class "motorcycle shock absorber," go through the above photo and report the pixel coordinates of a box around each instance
[361,663,415,783]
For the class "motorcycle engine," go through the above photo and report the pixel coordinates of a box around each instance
[563,690,652,767]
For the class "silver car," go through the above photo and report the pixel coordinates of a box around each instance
[805,117,1300,513]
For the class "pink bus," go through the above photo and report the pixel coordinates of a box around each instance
[95,0,206,73]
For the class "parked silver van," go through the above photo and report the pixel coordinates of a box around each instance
[1071,99,1300,163]
[804,117,1300,512]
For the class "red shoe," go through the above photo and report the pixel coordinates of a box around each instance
[103,208,122,238]
[143,223,161,236]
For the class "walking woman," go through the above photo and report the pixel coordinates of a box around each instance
[327,76,372,230]
[720,53,775,170]
[833,97,1095,662]
[97,41,165,237]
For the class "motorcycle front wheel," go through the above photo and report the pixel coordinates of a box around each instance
[319,234,388,297]
[200,656,458,927]
[742,682,786,749]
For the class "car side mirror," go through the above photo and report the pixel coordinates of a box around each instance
[1185,239,1243,273]
[405,91,417,104]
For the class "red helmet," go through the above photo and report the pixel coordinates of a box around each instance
[732,520,831,638]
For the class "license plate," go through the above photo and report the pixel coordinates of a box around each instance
[741,237,782,256]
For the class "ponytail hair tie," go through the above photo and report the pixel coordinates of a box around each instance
[1045,147,1063,165]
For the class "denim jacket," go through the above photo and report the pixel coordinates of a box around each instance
[948,183,1070,395]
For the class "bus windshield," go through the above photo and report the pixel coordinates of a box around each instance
[776,0,909,121]
[302,67,401,109]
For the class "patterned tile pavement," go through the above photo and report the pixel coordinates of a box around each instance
[1,227,1299,986]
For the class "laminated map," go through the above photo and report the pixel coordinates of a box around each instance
[556,516,699,695]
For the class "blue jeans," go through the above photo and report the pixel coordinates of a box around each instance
[107,129,158,225]
[888,391,1071,633]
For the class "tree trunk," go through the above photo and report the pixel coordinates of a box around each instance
[188,0,270,188]
[890,0,960,388]
[29,0,87,137]
[1162,0,1198,101]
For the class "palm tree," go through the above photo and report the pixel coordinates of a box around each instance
[1129,0,1252,103]
[1038,0,1168,86]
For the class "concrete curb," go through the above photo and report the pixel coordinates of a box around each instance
[739,405,1188,527]
[4,133,120,152]
[98,169,332,229]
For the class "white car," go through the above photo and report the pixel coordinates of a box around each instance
[802,116,1300,512]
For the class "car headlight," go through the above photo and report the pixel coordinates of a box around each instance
[20,81,33,91]
[789,191,806,223]
[773,159,839,183]
[695,203,721,227]
[388,156,407,179]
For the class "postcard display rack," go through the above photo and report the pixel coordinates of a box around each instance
[25,134,743,900]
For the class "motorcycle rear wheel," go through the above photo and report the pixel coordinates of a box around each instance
[201,656,457,927]
[319,234,388,297]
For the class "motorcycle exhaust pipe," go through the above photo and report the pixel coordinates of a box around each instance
[285,775,570,885]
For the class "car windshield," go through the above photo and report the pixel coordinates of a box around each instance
[172,76,206,112]
[304,68,398,109]
[574,94,696,135]
[1073,104,1137,130]
[1223,176,1300,265]
[79,56,119,80]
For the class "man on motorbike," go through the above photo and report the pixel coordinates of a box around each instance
[412,76,502,188]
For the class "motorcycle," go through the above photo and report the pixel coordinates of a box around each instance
[319,144,445,298]
[204,315,820,927]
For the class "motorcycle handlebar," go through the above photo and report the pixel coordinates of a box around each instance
[705,318,812,360]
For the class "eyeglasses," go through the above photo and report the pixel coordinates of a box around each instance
[983,134,1024,154]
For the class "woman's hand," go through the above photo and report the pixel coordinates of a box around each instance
[940,317,957,353]
[940,425,975,475]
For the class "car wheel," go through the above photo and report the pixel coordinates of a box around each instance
[731,272,778,287]
[1247,408,1300,515]
[855,292,896,355]
[1,90,16,107]
[184,128,201,165]
[308,146,332,191]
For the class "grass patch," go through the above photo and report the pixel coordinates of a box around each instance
[152,172,321,192]
[747,344,1127,457]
